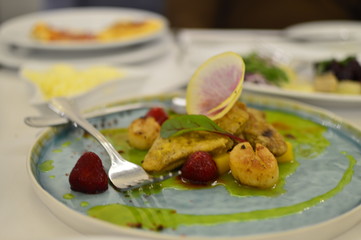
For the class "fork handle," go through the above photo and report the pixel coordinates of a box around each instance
[48,97,126,164]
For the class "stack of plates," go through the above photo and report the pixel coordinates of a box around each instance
[0,7,172,68]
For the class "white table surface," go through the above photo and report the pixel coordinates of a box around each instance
[0,44,187,240]
[1,29,361,240]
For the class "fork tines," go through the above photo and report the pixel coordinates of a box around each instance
[116,170,182,191]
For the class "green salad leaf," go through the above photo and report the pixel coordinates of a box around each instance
[160,114,245,143]
[244,53,289,86]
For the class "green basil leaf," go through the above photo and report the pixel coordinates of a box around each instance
[160,114,226,138]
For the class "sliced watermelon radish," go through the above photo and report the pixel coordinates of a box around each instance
[186,52,245,120]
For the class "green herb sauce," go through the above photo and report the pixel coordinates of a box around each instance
[38,160,54,172]
[86,110,355,231]
[63,193,75,200]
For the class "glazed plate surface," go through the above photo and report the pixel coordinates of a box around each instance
[28,93,361,239]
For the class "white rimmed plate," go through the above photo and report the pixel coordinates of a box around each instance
[27,93,361,240]
[20,62,149,113]
[47,237,148,240]
[284,20,361,42]
[0,7,168,51]
[243,82,361,108]
[0,33,173,69]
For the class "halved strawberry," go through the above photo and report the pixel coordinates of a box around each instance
[69,152,108,194]
[181,151,218,184]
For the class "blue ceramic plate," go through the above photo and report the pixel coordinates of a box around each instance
[27,93,361,240]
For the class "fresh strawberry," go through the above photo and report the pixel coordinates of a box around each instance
[69,152,108,194]
[145,107,168,125]
[181,151,218,184]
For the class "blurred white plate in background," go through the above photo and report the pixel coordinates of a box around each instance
[0,7,168,51]
[0,33,174,69]
[284,20,361,42]
[243,82,361,108]
[20,62,149,113]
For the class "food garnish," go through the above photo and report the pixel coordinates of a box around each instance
[160,114,245,143]
[145,107,169,125]
[69,152,108,194]
[244,53,289,86]
[181,151,219,184]
[186,51,245,120]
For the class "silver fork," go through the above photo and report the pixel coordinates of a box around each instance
[25,97,186,128]
[48,97,180,191]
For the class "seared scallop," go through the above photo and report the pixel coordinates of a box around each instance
[230,142,279,189]
[128,117,160,150]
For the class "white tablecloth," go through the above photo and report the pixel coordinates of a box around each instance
[1,29,361,240]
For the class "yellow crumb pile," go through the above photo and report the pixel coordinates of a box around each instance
[23,64,125,100]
